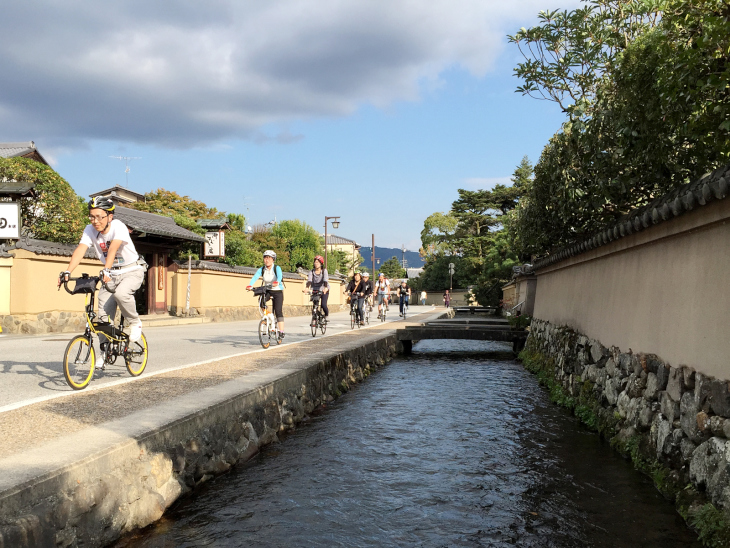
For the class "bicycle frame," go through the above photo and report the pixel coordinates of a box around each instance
[64,275,128,344]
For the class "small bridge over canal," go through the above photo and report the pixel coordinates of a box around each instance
[397,315,528,354]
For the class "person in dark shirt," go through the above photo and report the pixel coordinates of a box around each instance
[345,272,366,325]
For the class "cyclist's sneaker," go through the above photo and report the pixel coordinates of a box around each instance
[129,323,143,343]
[279,332,285,339]
[360,321,365,326]
[324,317,329,323]
[95,356,105,370]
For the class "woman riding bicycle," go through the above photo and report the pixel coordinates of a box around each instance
[345,271,366,326]
[303,255,329,323]
[246,250,285,339]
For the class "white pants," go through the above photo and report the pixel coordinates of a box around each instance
[97,268,144,326]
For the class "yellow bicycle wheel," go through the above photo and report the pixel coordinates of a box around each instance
[63,335,95,390]
[125,333,148,376]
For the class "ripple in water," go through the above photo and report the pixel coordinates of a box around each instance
[116,340,699,548]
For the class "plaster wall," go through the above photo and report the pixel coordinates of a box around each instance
[533,197,730,379]
[8,250,100,315]
[0,257,12,316]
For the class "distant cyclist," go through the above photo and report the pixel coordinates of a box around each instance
[375,272,390,319]
[58,196,146,366]
[345,271,366,325]
[247,250,285,339]
[361,271,374,312]
[398,280,411,317]
[304,255,330,323]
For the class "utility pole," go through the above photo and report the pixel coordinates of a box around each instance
[109,156,141,186]
[371,234,375,276]
[449,262,455,292]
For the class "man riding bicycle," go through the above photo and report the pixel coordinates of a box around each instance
[398,280,411,317]
[58,196,146,366]
[375,272,390,319]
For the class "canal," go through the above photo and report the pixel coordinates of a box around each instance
[115,340,699,547]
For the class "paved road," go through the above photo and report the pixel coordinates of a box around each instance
[0,305,435,412]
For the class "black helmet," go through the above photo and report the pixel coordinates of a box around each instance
[88,196,115,212]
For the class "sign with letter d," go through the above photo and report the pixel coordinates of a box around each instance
[0,202,20,239]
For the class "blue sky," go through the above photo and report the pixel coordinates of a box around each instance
[1,1,574,250]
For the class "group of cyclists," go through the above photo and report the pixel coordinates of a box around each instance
[59,197,414,351]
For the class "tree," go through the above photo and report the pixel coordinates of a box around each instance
[420,212,457,256]
[271,220,321,272]
[511,0,730,258]
[0,158,86,244]
[508,0,662,115]
[379,256,406,279]
[131,188,223,219]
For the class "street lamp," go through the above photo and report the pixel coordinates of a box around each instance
[324,216,340,270]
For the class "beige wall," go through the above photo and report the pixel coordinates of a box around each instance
[0,257,12,315]
[502,283,516,308]
[9,249,101,315]
[167,266,346,312]
[533,198,730,379]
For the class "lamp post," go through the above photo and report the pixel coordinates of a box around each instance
[324,216,340,270]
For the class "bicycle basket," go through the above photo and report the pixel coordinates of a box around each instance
[252,286,266,296]
[72,276,98,295]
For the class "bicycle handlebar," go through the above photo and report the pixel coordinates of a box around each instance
[60,275,107,295]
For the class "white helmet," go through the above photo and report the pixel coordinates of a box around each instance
[263,250,276,259]
[361,271,370,277]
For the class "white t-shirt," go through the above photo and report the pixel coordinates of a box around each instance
[376,278,390,293]
[80,219,141,269]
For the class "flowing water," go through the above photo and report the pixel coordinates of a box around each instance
[116,340,699,547]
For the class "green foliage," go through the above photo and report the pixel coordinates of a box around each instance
[508,0,662,114]
[379,255,406,279]
[271,219,321,272]
[511,0,730,258]
[689,504,730,548]
[0,158,86,243]
[221,230,261,268]
[419,158,531,304]
[131,188,223,220]
[507,314,532,330]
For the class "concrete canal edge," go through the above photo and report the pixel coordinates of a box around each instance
[0,332,404,547]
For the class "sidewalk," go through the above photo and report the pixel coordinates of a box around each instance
[0,308,441,460]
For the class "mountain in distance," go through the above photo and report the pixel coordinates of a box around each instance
[358,246,424,270]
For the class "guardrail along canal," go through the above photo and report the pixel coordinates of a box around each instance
[116,340,699,547]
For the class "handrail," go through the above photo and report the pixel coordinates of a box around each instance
[504,300,525,317]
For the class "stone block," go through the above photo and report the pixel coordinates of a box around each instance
[710,380,730,418]
[605,378,620,406]
[681,392,709,444]
[605,358,617,378]
[660,392,680,423]
[680,438,696,463]
[666,367,685,402]
[644,373,659,401]
[697,411,712,434]
[683,366,696,390]
[710,416,727,437]
[590,341,605,364]
[695,373,713,412]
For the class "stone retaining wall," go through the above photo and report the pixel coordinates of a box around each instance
[0,335,401,547]
[1,311,87,335]
[525,319,730,542]
[169,304,349,322]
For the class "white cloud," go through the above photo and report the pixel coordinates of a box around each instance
[0,0,570,149]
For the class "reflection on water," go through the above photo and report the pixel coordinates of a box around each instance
[116,340,699,548]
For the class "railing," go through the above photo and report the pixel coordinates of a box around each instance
[504,300,524,317]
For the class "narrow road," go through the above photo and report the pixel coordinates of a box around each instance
[0,306,433,412]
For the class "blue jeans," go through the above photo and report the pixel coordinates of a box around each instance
[399,295,409,314]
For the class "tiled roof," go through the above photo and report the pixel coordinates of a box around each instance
[175,260,305,280]
[10,237,96,259]
[534,164,730,270]
[325,234,359,246]
[197,219,230,229]
[114,206,206,243]
[0,180,34,194]
[0,244,13,258]
[0,141,49,164]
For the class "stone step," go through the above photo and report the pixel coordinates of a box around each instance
[139,315,212,328]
